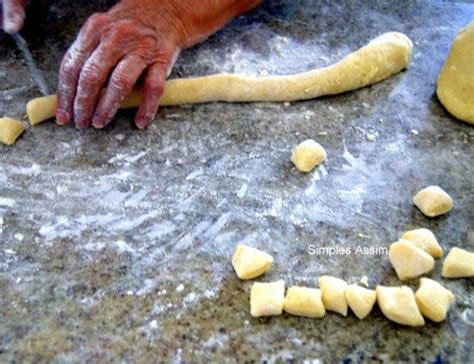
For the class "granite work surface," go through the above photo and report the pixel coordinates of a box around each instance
[1,0,473,362]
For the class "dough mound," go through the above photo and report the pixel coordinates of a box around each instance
[437,21,474,125]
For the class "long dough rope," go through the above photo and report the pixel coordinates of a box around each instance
[26,32,413,126]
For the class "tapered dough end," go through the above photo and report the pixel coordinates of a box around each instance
[441,247,474,278]
[0,117,25,146]
[368,32,414,66]
[376,285,425,327]
[27,95,58,126]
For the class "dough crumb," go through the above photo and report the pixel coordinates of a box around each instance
[345,284,376,319]
[376,285,425,326]
[0,117,25,146]
[413,186,453,217]
[401,228,443,258]
[389,239,434,280]
[441,247,474,278]
[319,276,348,316]
[250,280,285,317]
[291,139,327,173]
[283,286,326,318]
[232,244,273,280]
[415,278,454,322]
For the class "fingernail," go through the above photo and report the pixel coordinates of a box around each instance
[75,119,89,129]
[135,118,150,129]
[56,110,70,125]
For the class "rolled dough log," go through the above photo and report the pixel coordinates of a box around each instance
[437,22,474,125]
[27,32,413,126]
[0,117,25,146]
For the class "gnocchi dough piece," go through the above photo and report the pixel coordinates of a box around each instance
[441,247,474,278]
[319,276,348,316]
[401,228,443,258]
[436,22,474,124]
[389,239,435,280]
[376,285,425,326]
[232,244,273,280]
[283,286,326,318]
[250,280,285,317]
[345,284,376,319]
[413,186,453,217]
[415,278,455,322]
[291,139,327,172]
[0,117,25,146]
[26,32,413,125]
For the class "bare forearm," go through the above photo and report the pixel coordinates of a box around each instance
[161,0,263,47]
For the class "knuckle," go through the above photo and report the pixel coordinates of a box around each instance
[84,12,106,30]
[110,73,134,91]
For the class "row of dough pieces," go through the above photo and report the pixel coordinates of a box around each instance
[232,242,473,326]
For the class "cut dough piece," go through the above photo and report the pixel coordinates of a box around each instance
[291,139,326,172]
[283,286,325,318]
[415,278,454,322]
[0,117,25,146]
[26,32,413,125]
[345,284,376,319]
[413,186,453,217]
[401,228,443,258]
[319,276,348,316]
[436,21,474,124]
[389,239,435,280]
[232,244,273,280]
[376,285,425,326]
[250,280,285,317]
[441,247,474,278]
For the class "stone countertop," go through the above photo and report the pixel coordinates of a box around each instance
[1,0,473,362]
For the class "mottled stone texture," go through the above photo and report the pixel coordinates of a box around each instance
[1,0,473,362]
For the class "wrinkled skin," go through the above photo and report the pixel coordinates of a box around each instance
[55,0,262,129]
[0,0,27,33]
[1,0,260,129]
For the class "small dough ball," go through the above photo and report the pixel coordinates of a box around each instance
[250,280,285,317]
[283,286,325,318]
[0,117,25,146]
[319,276,348,316]
[376,285,425,327]
[415,278,454,322]
[401,228,443,258]
[413,186,453,217]
[441,247,474,278]
[291,139,326,172]
[232,244,273,280]
[436,21,474,124]
[345,284,376,320]
[389,239,435,280]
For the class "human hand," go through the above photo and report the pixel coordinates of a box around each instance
[56,0,261,129]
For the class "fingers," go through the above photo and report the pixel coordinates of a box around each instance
[134,63,168,129]
[91,55,146,129]
[56,13,105,125]
[2,0,25,33]
[73,42,125,128]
